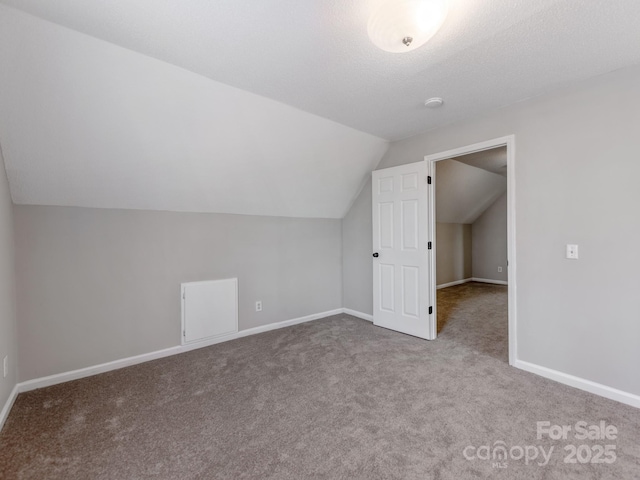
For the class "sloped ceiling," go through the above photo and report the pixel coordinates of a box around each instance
[454,147,507,177]
[0,5,387,218]
[2,0,640,141]
[436,159,506,224]
[2,2,640,217]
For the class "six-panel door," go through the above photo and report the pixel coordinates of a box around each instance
[372,162,433,339]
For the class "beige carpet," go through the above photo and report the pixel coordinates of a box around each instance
[1,282,639,479]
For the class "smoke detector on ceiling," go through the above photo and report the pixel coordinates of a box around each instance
[424,97,444,108]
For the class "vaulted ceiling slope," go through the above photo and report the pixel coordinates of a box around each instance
[0,5,388,218]
[436,160,506,224]
[2,1,640,141]
[3,2,640,218]
[454,147,507,178]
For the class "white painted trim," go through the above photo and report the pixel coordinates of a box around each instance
[436,277,509,290]
[470,277,508,286]
[506,135,517,367]
[515,360,640,409]
[424,136,515,162]
[0,384,20,432]
[436,278,472,289]
[343,308,373,322]
[425,135,517,366]
[427,160,437,338]
[16,308,343,394]
[436,278,508,289]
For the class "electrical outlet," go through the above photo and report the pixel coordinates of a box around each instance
[3,356,7,378]
[255,301,262,312]
[498,266,503,273]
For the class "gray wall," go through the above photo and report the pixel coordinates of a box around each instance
[342,179,373,315]
[342,65,640,396]
[0,148,17,412]
[472,193,507,282]
[436,223,472,285]
[15,206,342,381]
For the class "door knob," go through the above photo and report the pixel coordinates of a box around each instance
[372,252,379,258]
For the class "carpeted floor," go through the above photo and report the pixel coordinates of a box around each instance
[1,282,639,479]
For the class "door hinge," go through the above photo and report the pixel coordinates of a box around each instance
[182,291,185,300]
[429,306,433,314]
[183,330,186,337]
[427,176,432,184]
[428,241,432,250]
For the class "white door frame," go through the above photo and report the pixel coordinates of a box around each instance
[425,135,517,366]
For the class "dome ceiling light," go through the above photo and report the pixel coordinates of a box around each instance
[368,0,449,53]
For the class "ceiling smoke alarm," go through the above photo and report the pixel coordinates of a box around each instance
[424,97,444,108]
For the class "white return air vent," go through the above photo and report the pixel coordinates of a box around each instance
[181,278,238,345]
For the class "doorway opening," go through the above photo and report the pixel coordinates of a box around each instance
[426,136,516,365]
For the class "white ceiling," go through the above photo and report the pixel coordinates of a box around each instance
[453,147,507,177]
[1,1,640,217]
[2,0,640,141]
[0,5,387,218]
[436,159,506,224]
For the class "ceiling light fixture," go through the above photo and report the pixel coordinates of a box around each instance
[368,0,449,53]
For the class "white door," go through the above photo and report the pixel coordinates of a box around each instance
[372,162,434,339]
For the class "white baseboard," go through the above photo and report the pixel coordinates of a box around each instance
[0,384,19,432]
[471,277,508,286]
[16,308,343,395]
[436,278,472,290]
[6,314,638,431]
[515,360,640,409]
[436,278,508,289]
[343,308,373,322]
